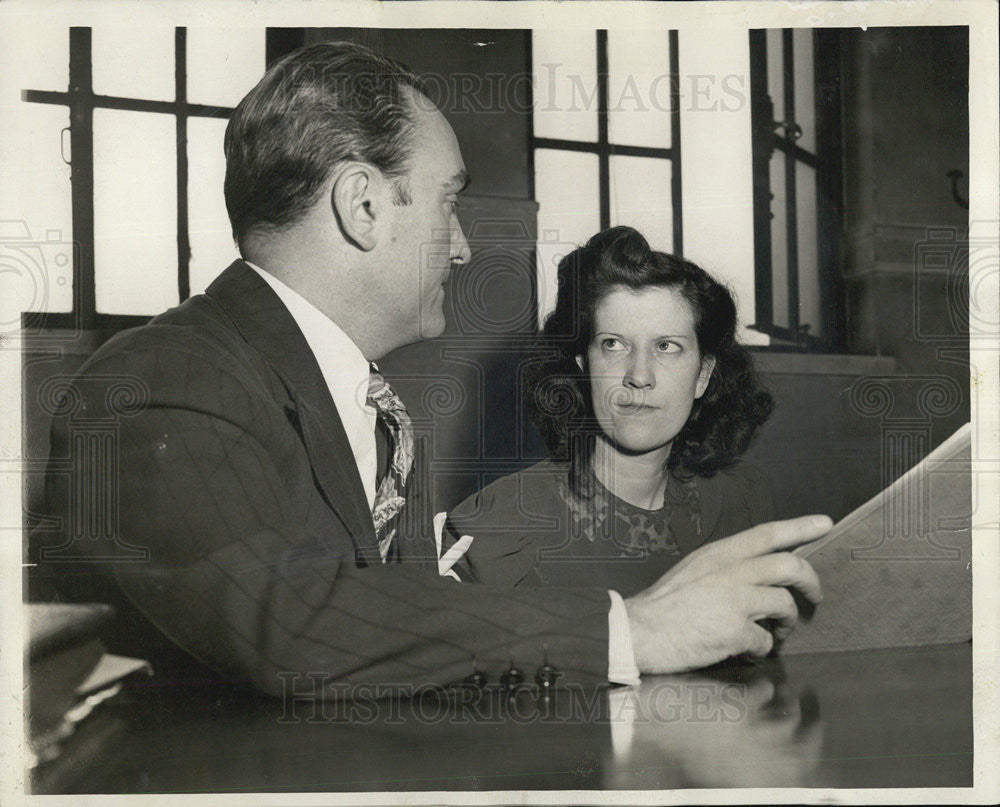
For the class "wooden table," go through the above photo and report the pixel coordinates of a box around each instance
[31,643,973,793]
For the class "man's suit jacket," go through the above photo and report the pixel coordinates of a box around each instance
[34,261,611,696]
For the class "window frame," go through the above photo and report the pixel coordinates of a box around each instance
[24,28,845,352]
[748,28,844,352]
[530,29,684,255]
[20,27,300,332]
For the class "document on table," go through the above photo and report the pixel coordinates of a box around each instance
[780,422,973,655]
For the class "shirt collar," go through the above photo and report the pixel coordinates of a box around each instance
[245,261,378,505]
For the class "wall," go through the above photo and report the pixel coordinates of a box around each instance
[748,353,897,522]
[840,26,971,461]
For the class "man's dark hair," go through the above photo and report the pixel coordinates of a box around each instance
[224,41,426,246]
[525,225,774,481]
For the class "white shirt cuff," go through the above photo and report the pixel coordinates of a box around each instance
[607,589,641,686]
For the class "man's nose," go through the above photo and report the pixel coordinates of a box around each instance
[623,350,656,389]
[451,216,472,265]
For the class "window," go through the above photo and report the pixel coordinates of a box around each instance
[15,26,841,353]
[531,30,682,321]
[749,29,842,350]
[17,27,266,330]
[532,28,842,351]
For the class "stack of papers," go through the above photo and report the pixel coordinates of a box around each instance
[781,423,973,654]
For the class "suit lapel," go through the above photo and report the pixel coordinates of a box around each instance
[205,261,379,561]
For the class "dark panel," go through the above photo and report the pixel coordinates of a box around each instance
[298,28,540,523]
[266,28,306,66]
[304,28,532,199]
[867,26,969,226]
[841,26,969,229]
[380,196,546,527]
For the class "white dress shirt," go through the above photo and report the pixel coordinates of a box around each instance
[247,263,379,509]
[247,261,639,686]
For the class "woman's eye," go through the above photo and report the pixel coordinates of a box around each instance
[655,340,681,354]
[601,338,625,351]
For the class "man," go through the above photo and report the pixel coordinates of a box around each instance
[34,42,829,695]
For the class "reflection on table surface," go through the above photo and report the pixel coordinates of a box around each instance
[32,643,972,793]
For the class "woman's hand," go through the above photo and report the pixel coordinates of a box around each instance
[624,515,831,674]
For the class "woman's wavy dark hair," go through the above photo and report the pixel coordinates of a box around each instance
[525,225,773,481]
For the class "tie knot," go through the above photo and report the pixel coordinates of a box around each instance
[367,368,387,402]
[366,368,407,425]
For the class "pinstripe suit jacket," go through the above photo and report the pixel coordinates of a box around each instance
[36,261,611,696]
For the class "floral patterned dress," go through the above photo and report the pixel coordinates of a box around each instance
[443,458,774,596]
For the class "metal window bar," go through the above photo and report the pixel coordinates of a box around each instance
[782,29,800,339]
[175,27,191,303]
[749,29,824,350]
[749,29,773,333]
[597,30,611,231]
[669,29,682,256]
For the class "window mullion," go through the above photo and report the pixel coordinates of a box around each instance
[176,27,190,302]
[68,27,97,329]
[749,29,774,334]
[782,29,800,340]
[596,30,610,231]
[669,30,683,256]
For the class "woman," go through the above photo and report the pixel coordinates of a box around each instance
[438,226,775,596]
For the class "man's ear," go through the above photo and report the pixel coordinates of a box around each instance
[695,355,716,399]
[575,354,585,372]
[331,164,378,251]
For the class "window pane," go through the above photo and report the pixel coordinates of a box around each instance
[12,24,68,92]
[188,117,238,295]
[92,27,175,102]
[534,149,600,322]
[609,156,672,252]
[186,28,265,107]
[607,30,672,149]
[797,162,821,338]
[679,27,759,344]
[532,30,598,142]
[0,103,73,318]
[769,155,789,330]
[793,29,816,153]
[766,29,784,125]
[93,109,177,314]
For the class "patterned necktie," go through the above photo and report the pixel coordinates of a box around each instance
[366,366,414,562]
